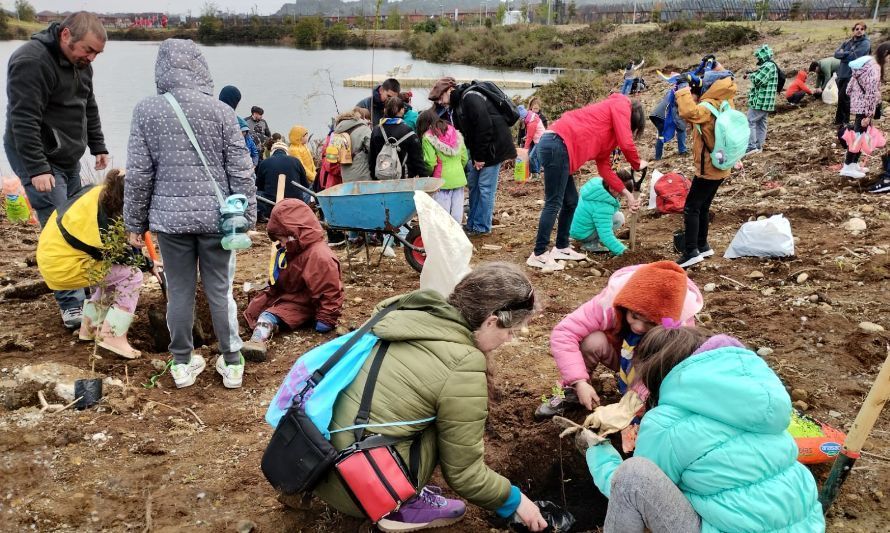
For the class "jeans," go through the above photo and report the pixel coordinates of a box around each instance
[529,142,541,174]
[652,117,688,160]
[836,78,851,125]
[465,162,501,233]
[157,233,242,365]
[621,78,635,95]
[533,133,578,256]
[746,109,769,151]
[603,457,701,533]
[683,177,723,255]
[844,114,866,165]
[4,139,85,312]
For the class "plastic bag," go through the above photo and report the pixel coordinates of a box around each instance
[510,501,576,533]
[822,73,838,105]
[414,191,473,297]
[646,169,664,210]
[724,215,795,259]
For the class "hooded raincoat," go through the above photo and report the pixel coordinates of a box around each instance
[244,199,343,329]
[313,290,515,518]
[676,75,738,180]
[747,45,778,112]
[847,56,881,117]
[586,335,825,532]
[569,177,625,255]
[785,70,814,99]
[288,125,317,183]
[422,124,468,189]
[125,39,256,235]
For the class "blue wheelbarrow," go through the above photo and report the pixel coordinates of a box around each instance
[292,178,441,272]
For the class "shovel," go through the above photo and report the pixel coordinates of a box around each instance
[143,232,166,299]
[628,166,648,251]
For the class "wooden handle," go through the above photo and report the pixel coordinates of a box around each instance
[844,345,890,453]
[629,191,641,252]
[276,173,286,202]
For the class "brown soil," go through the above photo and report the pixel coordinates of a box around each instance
[2,21,890,533]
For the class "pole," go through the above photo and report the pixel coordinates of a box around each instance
[819,345,890,512]
[873,0,880,23]
[547,0,552,25]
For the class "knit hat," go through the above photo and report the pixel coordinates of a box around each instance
[517,105,528,121]
[219,85,241,110]
[271,141,289,154]
[428,77,457,101]
[251,105,264,115]
[612,261,689,324]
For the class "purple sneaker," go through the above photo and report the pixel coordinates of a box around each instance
[376,485,466,532]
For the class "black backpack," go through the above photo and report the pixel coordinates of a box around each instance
[463,80,520,126]
[769,60,787,93]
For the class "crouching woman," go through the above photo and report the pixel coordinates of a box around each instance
[37,169,150,359]
[312,263,548,532]
[584,326,825,533]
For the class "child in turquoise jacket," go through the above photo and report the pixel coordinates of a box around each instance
[569,176,628,255]
[584,326,825,532]
[419,109,468,223]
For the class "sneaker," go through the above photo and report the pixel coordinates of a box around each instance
[526,251,565,271]
[744,147,762,157]
[697,245,715,258]
[327,238,346,248]
[856,163,870,173]
[216,354,244,389]
[550,246,587,261]
[868,178,890,193]
[376,486,466,532]
[462,225,489,238]
[61,307,83,329]
[840,163,866,179]
[580,240,609,253]
[171,354,206,388]
[677,251,704,269]
[534,387,581,420]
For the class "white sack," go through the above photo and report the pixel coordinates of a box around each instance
[414,191,473,297]
[724,214,795,259]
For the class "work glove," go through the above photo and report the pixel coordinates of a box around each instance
[315,321,334,333]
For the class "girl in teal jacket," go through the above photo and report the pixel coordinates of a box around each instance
[586,326,824,533]
[419,109,468,223]
[569,176,627,255]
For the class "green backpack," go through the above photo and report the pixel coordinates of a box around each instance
[695,101,750,170]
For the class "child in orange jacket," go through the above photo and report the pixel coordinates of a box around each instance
[786,70,815,105]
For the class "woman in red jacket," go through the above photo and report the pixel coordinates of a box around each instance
[527,94,648,270]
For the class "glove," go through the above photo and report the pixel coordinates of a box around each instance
[682,73,702,89]
[315,321,334,333]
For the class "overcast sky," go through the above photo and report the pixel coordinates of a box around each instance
[19,0,306,16]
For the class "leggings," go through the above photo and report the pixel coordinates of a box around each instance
[844,114,867,165]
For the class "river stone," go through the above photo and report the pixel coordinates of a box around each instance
[747,270,765,279]
[796,272,809,284]
[844,218,867,232]
[703,283,716,292]
[792,400,809,411]
[756,347,774,357]
[858,321,885,333]
[791,388,809,402]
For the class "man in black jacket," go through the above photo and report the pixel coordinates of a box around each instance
[255,142,311,221]
[4,11,109,329]
[435,80,516,235]
[357,78,401,125]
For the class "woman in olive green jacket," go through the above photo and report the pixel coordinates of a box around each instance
[312,263,548,532]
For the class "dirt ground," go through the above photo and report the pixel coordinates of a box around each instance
[2,21,890,533]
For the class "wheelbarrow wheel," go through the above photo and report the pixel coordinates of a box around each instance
[404,225,425,273]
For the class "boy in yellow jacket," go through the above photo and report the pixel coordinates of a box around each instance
[288,125,317,182]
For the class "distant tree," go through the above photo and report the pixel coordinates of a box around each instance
[197,13,222,42]
[385,6,401,30]
[200,1,219,17]
[496,1,507,24]
[323,22,348,47]
[0,3,8,39]
[294,16,323,47]
[535,2,549,24]
[754,0,770,21]
[15,0,35,22]
[567,1,576,23]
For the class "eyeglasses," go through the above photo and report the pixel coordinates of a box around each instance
[854,27,865,32]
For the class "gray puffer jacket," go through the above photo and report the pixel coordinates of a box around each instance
[333,117,371,183]
[124,39,256,235]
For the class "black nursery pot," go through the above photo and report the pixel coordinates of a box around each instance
[510,500,576,533]
[74,378,103,410]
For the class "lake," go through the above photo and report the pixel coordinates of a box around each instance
[0,40,548,175]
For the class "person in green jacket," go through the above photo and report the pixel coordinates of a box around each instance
[745,44,778,155]
[418,109,468,222]
[809,56,841,92]
[313,263,548,532]
[583,326,825,533]
[569,175,629,255]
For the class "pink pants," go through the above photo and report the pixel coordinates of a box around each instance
[89,264,142,313]
[580,331,620,375]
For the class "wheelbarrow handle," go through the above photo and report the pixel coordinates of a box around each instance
[291,181,319,200]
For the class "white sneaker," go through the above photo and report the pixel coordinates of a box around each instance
[526,251,565,271]
[855,163,869,173]
[550,246,587,261]
[215,354,244,389]
[840,163,866,179]
[171,354,206,388]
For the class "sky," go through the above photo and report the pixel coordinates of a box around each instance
[16,0,307,16]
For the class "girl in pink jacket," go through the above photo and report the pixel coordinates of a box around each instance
[539,261,703,417]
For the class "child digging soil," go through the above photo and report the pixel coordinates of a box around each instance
[580,325,825,532]
[242,199,344,362]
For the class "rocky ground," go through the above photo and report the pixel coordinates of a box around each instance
[2,20,890,533]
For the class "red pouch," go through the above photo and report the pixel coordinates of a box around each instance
[335,439,417,523]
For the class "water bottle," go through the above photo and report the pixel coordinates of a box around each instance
[219,194,252,250]
[2,176,35,224]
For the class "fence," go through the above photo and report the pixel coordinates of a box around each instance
[577,0,883,23]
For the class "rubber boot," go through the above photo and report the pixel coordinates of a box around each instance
[96,307,141,359]
[242,321,274,363]
[78,301,108,342]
